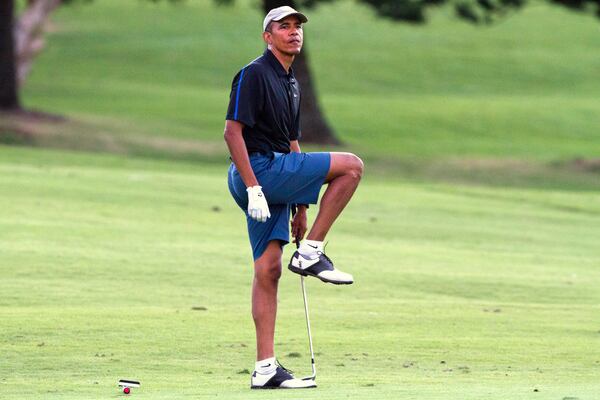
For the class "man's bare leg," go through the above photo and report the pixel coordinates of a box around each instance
[288,152,362,284]
[306,152,363,241]
[252,240,283,361]
[250,239,318,389]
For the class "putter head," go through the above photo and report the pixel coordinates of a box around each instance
[118,379,141,388]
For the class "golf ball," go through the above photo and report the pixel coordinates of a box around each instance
[123,387,130,394]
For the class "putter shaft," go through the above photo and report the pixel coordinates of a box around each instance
[301,275,316,380]
[292,204,316,380]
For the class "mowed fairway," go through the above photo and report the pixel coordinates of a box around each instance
[1,146,599,399]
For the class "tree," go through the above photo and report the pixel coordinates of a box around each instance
[354,0,599,24]
[219,0,600,143]
[217,0,339,143]
[1,0,171,113]
[262,0,339,144]
[16,0,62,88]
[0,0,19,110]
[0,0,340,144]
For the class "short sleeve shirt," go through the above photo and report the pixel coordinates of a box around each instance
[226,49,301,154]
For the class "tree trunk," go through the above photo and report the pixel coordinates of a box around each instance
[263,0,340,144]
[0,0,20,110]
[15,0,62,86]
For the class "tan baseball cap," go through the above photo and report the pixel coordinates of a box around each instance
[263,6,308,31]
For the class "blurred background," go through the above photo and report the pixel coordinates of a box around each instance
[2,0,599,184]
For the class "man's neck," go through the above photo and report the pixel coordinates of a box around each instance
[269,47,295,73]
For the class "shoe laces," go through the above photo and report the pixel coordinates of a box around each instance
[316,242,332,264]
[276,359,294,375]
[317,251,333,265]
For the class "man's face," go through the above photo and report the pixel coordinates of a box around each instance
[264,16,303,56]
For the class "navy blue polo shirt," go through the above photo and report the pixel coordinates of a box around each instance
[226,49,301,154]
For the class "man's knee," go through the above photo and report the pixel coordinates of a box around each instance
[254,245,283,282]
[254,254,281,282]
[255,260,282,282]
[348,154,364,181]
[328,152,364,182]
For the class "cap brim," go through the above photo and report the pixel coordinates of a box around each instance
[273,12,308,24]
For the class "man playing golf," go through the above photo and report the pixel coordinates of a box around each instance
[224,6,363,389]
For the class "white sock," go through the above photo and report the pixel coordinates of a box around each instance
[298,239,324,257]
[255,357,276,374]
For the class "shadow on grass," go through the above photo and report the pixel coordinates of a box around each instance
[364,155,600,192]
[1,110,598,192]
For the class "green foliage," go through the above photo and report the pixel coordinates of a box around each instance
[359,0,444,23]
[297,0,337,8]
[549,0,600,15]
[453,0,527,23]
[213,0,600,23]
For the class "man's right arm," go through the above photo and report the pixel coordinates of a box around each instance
[224,65,270,222]
[224,120,270,222]
[223,120,259,188]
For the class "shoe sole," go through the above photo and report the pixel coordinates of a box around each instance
[288,265,353,285]
[251,384,317,389]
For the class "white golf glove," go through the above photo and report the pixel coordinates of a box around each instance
[246,186,270,223]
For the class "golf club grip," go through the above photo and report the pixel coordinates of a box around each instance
[291,204,300,248]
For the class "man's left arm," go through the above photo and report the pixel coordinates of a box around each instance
[290,140,308,242]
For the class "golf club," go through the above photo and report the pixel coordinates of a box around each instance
[291,205,317,381]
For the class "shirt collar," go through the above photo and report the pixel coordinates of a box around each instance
[264,49,294,78]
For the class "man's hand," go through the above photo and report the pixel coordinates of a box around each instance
[291,205,308,243]
[246,186,270,222]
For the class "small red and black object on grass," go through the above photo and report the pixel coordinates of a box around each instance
[118,379,140,395]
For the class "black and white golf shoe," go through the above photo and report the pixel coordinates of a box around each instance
[288,250,354,285]
[250,363,316,389]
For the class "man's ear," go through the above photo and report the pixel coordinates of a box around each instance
[262,31,271,45]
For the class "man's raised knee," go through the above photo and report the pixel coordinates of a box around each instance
[349,154,364,180]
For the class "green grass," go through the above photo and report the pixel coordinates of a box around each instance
[1,145,600,399]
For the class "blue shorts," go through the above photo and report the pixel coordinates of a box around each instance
[228,152,331,260]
